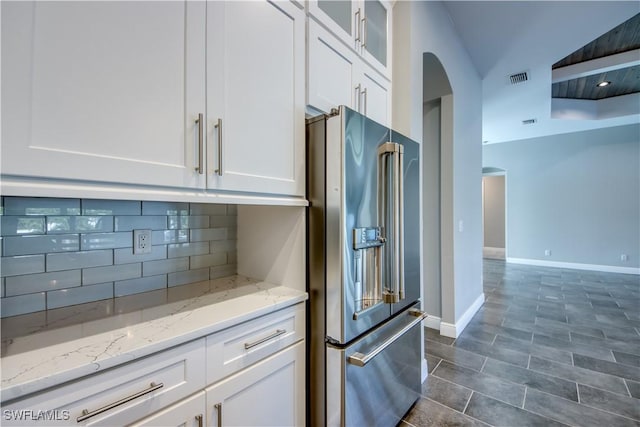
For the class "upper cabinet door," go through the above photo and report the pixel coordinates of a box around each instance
[206,0,305,197]
[1,1,206,189]
[361,0,391,75]
[308,0,391,78]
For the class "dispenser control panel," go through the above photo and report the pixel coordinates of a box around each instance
[353,227,384,250]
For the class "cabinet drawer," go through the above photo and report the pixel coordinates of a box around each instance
[206,303,304,384]
[2,339,206,426]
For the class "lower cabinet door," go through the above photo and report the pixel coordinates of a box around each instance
[131,392,205,427]
[205,342,304,427]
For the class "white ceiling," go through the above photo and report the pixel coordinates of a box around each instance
[442,1,640,144]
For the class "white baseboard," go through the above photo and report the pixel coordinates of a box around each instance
[422,293,485,339]
[423,315,442,330]
[507,257,640,275]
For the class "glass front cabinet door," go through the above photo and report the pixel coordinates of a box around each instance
[310,0,391,78]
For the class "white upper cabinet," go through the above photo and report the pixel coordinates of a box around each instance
[308,0,391,78]
[307,20,390,126]
[1,1,305,201]
[206,1,305,197]
[1,1,207,189]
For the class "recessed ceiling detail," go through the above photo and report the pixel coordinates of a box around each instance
[553,65,640,100]
[551,13,640,102]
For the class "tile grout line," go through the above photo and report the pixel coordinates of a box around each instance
[461,390,473,414]
[522,386,527,409]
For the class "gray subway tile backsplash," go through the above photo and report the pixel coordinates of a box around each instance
[0,198,237,317]
[47,282,114,310]
[5,270,81,296]
[1,255,45,277]
[114,275,167,297]
[3,234,80,256]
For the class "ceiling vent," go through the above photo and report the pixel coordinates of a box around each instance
[509,71,529,85]
[522,118,537,125]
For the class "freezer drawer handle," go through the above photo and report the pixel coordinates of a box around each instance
[347,309,425,367]
[244,329,286,350]
[76,382,164,422]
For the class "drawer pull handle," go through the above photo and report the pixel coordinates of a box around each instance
[76,382,164,422]
[196,414,203,427]
[348,309,426,367]
[244,329,286,350]
[215,403,223,427]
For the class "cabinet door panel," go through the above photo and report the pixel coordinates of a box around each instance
[308,0,357,50]
[131,392,205,427]
[207,1,304,196]
[362,67,390,126]
[1,1,206,188]
[206,342,304,427]
[307,21,357,114]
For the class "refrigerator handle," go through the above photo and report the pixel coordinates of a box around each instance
[378,142,405,304]
[347,309,426,367]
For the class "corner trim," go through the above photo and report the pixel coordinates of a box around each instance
[507,257,640,275]
[440,293,485,338]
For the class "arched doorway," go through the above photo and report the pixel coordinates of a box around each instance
[422,53,454,331]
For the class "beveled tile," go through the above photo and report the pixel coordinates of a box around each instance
[573,353,640,382]
[578,384,640,420]
[528,355,629,396]
[4,197,80,216]
[626,380,640,399]
[421,374,472,412]
[524,388,637,427]
[425,327,455,345]
[403,397,488,427]
[454,335,530,367]
[425,339,486,371]
[432,361,525,407]
[482,358,578,401]
[465,392,567,427]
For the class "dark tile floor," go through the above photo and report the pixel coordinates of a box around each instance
[402,259,640,426]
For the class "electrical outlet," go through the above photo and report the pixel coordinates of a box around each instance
[621,254,629,262]
[133,229,152,254]
[544,249,551,256]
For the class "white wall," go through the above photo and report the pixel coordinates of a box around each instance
[483,124,640,274]
[393,1,484,336]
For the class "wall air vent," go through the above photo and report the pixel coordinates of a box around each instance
[509,71,529,84]
[522,118,537,125]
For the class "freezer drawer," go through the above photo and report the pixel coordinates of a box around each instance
[326,305,424,427]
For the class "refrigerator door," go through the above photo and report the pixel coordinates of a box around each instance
[326,303,424,427]
[324,106,392,344]
[389,130,421,315]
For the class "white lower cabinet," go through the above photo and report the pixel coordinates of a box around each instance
[1,339,206,426]
[307,19,390,126]
[131,392,206,427]
[205,342,305,427]
[1,304,305,427]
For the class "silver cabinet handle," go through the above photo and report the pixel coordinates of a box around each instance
[362,87,368,116]
[214,118,223,176]
[195,113,204,174]
[214,403,223,427]
[354,84,362,112]
[378,142,405,304]
[361,17,367,48]
[195,414,203,427]
[76,382,164,422]
[348,309,425,367]
[244,329,286,350]
[354,8,361,44]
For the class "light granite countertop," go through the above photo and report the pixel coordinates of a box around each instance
[0,275,307,402]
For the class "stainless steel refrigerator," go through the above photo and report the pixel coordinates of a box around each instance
[307,106,425,427]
